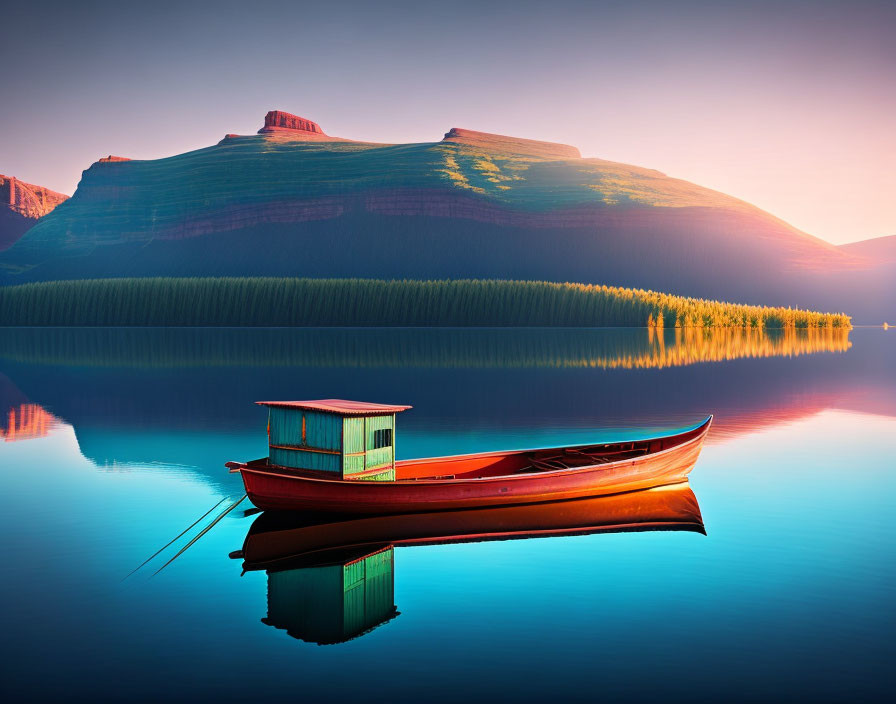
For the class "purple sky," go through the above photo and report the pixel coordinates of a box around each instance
[1,0,893,244]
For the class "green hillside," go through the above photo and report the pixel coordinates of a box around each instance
[3,128,789,262]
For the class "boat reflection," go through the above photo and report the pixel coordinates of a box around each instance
[237,481,704,644]
[258,544,398,645]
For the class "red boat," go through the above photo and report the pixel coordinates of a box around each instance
[227,400,712,514]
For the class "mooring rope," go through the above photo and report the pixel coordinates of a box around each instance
[122,496,230,581]
[152,495,248,576]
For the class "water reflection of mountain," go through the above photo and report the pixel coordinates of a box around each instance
[1,403,60,442]
[238,482,704,645]
[0,327,851,369]
[0,328,891,472]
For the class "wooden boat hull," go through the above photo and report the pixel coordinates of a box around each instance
[234,417,712,514]
[240,481,705,571]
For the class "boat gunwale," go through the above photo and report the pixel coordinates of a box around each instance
[237,415,712,486]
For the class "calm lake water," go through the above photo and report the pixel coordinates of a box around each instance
[1,327,893,702]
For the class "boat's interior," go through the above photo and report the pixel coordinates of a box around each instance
[394,440,654,481]
[394,420,710,480]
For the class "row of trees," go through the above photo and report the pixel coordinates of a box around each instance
[0,277,852,328]
[637,288,851,329]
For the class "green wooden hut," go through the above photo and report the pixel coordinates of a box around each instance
[257,399,412,481]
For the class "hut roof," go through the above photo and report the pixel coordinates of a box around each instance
[255,399,412,416]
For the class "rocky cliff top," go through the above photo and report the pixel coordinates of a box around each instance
[248,112,581,156]
[441,128,581,159]
[98,155,131,163]
[1,174,69,219]
[258,110,327,135]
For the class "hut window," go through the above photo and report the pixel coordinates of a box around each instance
[372,428,392,449]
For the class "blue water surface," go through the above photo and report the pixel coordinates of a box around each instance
[0,327,893,702]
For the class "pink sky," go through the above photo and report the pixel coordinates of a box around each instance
[1,1,893,245]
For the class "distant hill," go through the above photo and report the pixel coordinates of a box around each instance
[0,175,68,251]
[839,235,896,263]
[1,110,891,322]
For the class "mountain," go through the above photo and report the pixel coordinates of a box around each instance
[0,175,68,251]
[1,110,891,322]
[839,235,896,264]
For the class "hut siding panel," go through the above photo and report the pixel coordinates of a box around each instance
[343,454,365,476]
[365,447,392,470]
[343,414,396,477]
[268,408,341,450]
[342,583,366,636]
[343,417,364,454]
[355,468,396,482]
[270,447,340,473]
[304,411,342,450]
[343,548,395,636]
[365,414,395,472]
[268,408,342,471]
[268,407,300,447]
